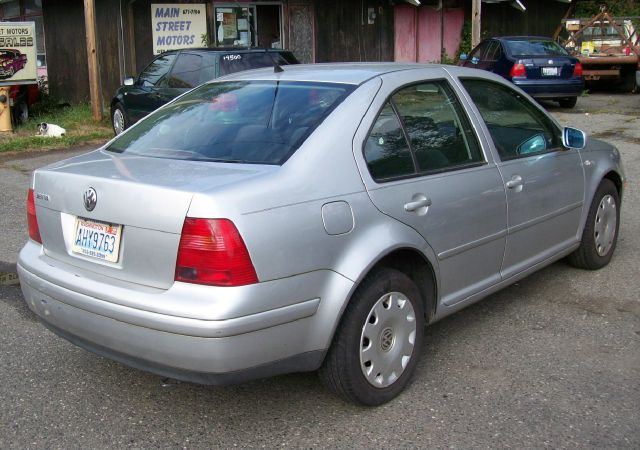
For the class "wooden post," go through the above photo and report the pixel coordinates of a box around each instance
[84,0,103,121]
[472,0,481,48]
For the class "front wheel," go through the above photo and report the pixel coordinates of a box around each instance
[319,268,425,406]
[568,179,620,270]
[111,102,129,135]
[558,97,577,108]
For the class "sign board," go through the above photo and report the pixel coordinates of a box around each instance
[0,21,37,86]
[151,4,207,55]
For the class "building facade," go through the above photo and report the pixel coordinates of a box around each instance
[4,0,571,104]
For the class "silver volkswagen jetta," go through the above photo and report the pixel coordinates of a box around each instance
[18,64,624,405]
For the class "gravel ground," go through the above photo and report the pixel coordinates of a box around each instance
[0,94,638,449]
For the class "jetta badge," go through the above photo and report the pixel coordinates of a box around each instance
[83,187,97,212]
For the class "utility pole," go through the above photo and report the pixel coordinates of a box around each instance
[84,0,103,121]
[472,0,481,48]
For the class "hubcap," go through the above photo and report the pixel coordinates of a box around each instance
[113,109,125,135]
[360,292,416,388]
[594,194,617,257]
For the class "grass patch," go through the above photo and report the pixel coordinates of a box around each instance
[0,101,113,154]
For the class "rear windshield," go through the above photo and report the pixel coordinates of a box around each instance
[504,40,569,57]
[106,81,354,165]
[219,52,298,76]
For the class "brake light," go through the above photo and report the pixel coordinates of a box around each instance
[510,63,526,78]
[27,189,42,244]
[175,218,258,287]
[573,62,583,77]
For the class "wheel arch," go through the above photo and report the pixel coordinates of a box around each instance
[369,248,437,322]
[603,170,624,200]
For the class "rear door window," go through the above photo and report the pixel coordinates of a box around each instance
[364,80,483,181]
[168,53,203,88]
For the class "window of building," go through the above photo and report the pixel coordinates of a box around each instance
[213,3,283,48]
[0,0,46,70]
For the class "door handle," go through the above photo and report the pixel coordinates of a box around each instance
[404,197,432,212]
[505,175,523,189]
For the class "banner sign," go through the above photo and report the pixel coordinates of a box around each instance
[151,4,207,55]
[0,22,37,86]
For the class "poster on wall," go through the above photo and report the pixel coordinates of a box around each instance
[151,4,207,55]
[0,22,37,86]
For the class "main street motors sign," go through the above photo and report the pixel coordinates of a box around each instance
[0,22,37,85]
[151,4,207,55]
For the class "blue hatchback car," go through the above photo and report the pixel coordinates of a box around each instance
[460,36,584,108]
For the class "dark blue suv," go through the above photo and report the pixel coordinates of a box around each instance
[460,36,584,108]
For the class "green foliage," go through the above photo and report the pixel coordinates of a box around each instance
[574,1,640,17]
[457,21,473,62]
[0,100,112,154]
[441,51,455,65]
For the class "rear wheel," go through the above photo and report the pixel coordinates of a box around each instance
[558,97,577,108]
[568,179,620,270]
[319,268,425,406]
[11,99,28,125]
[111,102,129,135]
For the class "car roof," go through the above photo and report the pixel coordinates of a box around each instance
[495,36,554,42]
[213,62,490,85]
[162,47,292,54]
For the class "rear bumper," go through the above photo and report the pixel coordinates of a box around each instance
[17,241,353,383]
[513,78,584,98]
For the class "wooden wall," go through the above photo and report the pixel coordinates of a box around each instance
[43,0,122,104]
[314,0,394,62]
[480,0,570,38]
[42,0,89,103]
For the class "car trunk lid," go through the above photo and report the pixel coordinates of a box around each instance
[33,149,275,289]
[521,57,576,80]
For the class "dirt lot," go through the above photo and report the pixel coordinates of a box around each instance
[0,93,638,448]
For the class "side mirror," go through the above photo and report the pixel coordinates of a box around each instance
[123,77,134,86]
[471,57,479,65]
[563,127,586,149]
[459,53,468,61]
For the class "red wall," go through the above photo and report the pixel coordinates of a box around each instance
[395,5,464,63]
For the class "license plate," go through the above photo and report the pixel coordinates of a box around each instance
[72,217,122,263]
[542,67,559,76]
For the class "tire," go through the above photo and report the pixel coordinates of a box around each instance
[111,102,130,135]
[11,100,28,125]
[568,179,620,270]
[319,268,425,406]
[558,97,577,108]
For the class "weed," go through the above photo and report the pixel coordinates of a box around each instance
[0,100,112,154]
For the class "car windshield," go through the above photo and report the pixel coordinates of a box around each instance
[505,40,569,57]
[106,80,354,165]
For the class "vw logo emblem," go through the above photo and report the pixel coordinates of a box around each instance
[548,59,554,64]
[83,187,97,212]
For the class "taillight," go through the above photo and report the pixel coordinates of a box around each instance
[175,218,258,287]
[573,62,583,77]
[27,189,42,244]
[510,63,526,78]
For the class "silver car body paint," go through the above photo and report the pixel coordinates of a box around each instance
[18,64,625,383]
